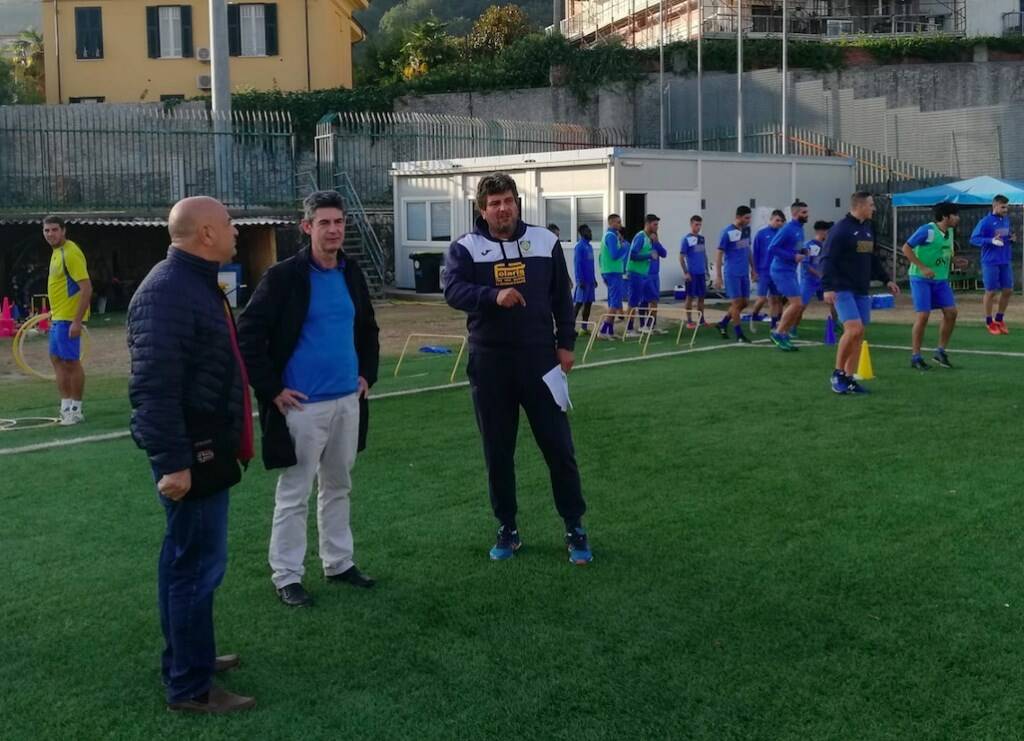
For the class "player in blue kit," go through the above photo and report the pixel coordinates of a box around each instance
[680,216,707,328]
[573,224,596,333]
[597,214,629,339]
[970,194,1014,335]
[714,205,754,344]
[750,209,785,327]
[793,220,832,336]
[768,200,809,351]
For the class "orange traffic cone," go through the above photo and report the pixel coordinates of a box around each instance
[37,298,51,333]
[0,297,14,338]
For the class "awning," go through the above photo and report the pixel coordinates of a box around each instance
[892,176,1024,207]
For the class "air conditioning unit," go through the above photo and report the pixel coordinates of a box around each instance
[197,74,212,90]
[196,47,211,62]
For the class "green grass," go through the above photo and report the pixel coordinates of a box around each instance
[3,320,1024,738]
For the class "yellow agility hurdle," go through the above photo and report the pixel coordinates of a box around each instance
[393,333,468,384]
[12,312,91,381]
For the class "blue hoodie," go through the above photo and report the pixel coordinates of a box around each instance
[768,219,807,272]
[820,214,891,295]
[970,213,1013,265]
[573,237,596,287]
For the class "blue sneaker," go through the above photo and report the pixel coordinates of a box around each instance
[565,527,593,565]
[847,378,871,394]
[830,370,850,395]
[489,526,522,560]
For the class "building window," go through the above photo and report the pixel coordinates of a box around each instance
[69,96,106,104]
[544,195,604,242]
[228,3,278,57]
[406,200,452,243]
[147,6,194,58]
[75,7,103,60]
[159,7,182,57]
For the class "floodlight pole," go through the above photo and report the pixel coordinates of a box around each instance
[210,0,233,202]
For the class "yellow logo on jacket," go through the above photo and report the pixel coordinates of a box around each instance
[856,240,874,253]
[494,261,526,286]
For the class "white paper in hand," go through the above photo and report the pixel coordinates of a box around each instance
[542,366,572,412]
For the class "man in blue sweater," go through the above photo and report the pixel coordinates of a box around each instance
[768,200,809,351]
[750,209,785,327]
[573,224,596,333]
[714,205,754,344]
[822,192,901,395]
[970,194,1015,335]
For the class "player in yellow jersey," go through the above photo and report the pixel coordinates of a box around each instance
[43,216,92,426]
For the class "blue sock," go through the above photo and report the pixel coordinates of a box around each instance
[734,325,744,338]
[986,315,993,325]
[771,315,780,329]
[718,316,729,329]
[996,313,1004,322]
[627,319,635,331]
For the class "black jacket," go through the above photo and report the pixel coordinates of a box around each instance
[821,213,892,294]
[444,218,576,351]
[127,247,245,477]
[237,247,380,470]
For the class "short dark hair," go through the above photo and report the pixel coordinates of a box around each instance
[644,213,660,224]
[547,223,560,233]
[476,172,519,212]
[690,215,702,223]
[851,191,873,208]
[43,215,66,228]
[607,213,621,223]
[302,190,346,222]
[578,224,592,237]
[791,199,808,209]
[934,202,960,221]
[771,209,786,220]
[813,220,833,231]
[736,205,752,217]
[994,194,1009,205]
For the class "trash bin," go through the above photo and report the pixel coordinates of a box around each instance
[410,252,443,294]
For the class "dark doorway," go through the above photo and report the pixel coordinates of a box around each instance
[623,192,647,242]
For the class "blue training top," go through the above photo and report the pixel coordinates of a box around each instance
[752,225,779,273]
[717,224,752,278]
[680,233,707,275]
[573,238,596,286]
[970,213,1013,266]
[800,239,824,284]
[768,219,807,272]
[647,239,668,276]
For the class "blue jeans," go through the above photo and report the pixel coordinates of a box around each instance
[158,487,229,703]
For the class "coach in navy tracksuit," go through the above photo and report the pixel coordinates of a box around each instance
[444,172,592,565]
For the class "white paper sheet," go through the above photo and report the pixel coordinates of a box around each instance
[542,366,572,412]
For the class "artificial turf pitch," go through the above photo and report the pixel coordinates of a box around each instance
[3,319,1024,739]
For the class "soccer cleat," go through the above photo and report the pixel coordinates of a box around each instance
[769,331,785,348]
[736,333,751,344]
[596,332,615,341]
[685,321,697,329]
[830,371,850,395]
[699,319,709,327]
[932,350,953,369]
[489,526,522,561]
[998,321,1010,335]
[847,379,871,394]
[718,325,730,340]
[565,527,593,565]
[59,410,83,426]
[911,356,931,371]
[987,322,1002,336]
[624,330,640,339]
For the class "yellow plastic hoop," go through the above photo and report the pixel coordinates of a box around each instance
[12,313,90,381]
[0,416,60,431]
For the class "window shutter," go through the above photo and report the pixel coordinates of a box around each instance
[227,4,241,56]
[180,5,193,57]
[146,7,160,58]
[264,4,278,56]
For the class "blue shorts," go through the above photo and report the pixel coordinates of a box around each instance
[686,273,707,299]
[645,275,661,303]
[602,273,626,309]
[756,274,779,298]
[574,284,596,303]
[771,267,802,299]
[724,274,750,300]
[48,320,82,361]
[834,291,871,326]
[628,273,649,308]
[910,277,956,313]
[800,279,823,306]
[982,263,1013,291]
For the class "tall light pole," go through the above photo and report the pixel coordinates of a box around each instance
[781,0,788,154]
[736,0,743,153]
[210,0,233,202]
[697,0,703,151]
[659,0,666,149]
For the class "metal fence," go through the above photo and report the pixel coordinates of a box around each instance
[316,112,631,206]
[0,105,296,213]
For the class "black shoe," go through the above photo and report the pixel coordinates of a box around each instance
[735,332,751,344]
[911,356,931,371]
[327,565,376,589]
[933,350,953,369]
[277,582,313,607]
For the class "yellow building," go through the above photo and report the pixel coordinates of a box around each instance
[42,0,368,104]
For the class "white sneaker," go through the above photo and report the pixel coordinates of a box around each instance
[624,330,640,339]
[60,410,84,426]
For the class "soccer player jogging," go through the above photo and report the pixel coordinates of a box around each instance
[714,206,754,343]
[573,224,597,333]
[822,192,901,395]
[768,200,809,351]
[627,214,663,337]
[794,220,833,335]
[902,203,960,370]
[680,216,707,328]
[43,216,92,426]
[750,209,785,327]
[597,214,629,339]
[970,194,1014,335]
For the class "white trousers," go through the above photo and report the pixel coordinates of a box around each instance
[268,393,360,589]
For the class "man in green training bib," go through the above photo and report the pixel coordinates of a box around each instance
[901,202,960,370]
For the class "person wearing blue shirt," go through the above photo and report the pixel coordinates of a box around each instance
[750,209,785,327]
[714,205,754,343]
[679,215,707,328]
[644,233,668,334]
[572,224,597,333]
[597,214,629,339]
[768,200,809,351]
[970,194,1015,335]
[822,192,901,395]
[627,214,661,337]
[792,220,832,337]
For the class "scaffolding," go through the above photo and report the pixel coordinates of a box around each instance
[560,0,966,49]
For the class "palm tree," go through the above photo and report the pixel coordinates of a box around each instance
[8,27,44,101]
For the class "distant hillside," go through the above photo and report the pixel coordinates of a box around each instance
[356,0,553,37]
[0,0,40,35]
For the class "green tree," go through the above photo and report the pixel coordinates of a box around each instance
[397,18,457,80]
[466,5,534,56]
[0,57,16,105]
[8,27,44,102]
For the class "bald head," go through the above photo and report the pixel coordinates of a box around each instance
[168,196,237,264]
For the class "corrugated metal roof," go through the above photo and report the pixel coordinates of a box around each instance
[0,216,297,227]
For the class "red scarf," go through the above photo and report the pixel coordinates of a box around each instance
[223,302,254,464]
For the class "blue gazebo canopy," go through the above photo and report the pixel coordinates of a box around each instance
[892,176,1024,207]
